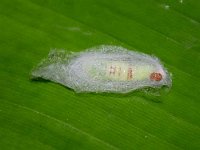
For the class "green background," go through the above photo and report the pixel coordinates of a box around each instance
[0,0,200,149]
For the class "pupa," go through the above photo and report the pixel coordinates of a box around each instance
[31,45,172,93]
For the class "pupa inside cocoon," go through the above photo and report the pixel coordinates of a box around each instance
[31,45,172,93]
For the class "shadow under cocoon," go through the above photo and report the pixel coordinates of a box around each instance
[30,76,170,103]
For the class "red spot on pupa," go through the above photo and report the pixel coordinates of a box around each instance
[110,66,116,75]
[127,67,133,80]
[150,72,162,81]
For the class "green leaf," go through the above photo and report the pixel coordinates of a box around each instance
[0,0,199,149]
